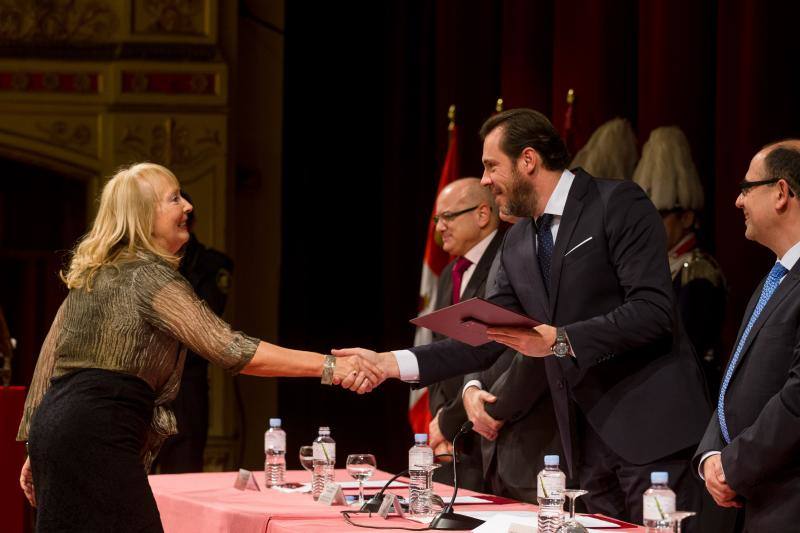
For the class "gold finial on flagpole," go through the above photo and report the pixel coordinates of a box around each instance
[566,89,575,105]
[448,104,456,132]
[495,98,504,113]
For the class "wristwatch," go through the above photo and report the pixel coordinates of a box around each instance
[551,327,571,358]
[321,355,336,385]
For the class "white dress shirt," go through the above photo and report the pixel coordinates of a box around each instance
[393,170,576,383]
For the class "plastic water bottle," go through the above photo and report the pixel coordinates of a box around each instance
[536,455,565,533]
[264,418,286,487]
[312,426,336,500]
[643,471,676,530]
[408,433,434,515]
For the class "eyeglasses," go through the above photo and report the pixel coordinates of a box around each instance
[433,205,480,224]
[739,178,780,195]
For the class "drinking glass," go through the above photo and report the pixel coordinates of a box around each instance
[345,453,377,507]
[299,445,314,485]
[666,511,696,533]
[556,489,589,532]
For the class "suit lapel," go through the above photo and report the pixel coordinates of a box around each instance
[462,231,503,300]
[730,268,800,378]
[548,172,589,318]
[437,260,454,309]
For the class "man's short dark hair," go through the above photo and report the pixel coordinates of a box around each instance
[479,108,571,170]
[765,145,800,196]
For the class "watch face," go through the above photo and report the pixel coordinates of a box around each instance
[553,342,569,357]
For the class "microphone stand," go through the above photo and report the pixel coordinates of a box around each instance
[429,421,485,530]
[358,453,455,513]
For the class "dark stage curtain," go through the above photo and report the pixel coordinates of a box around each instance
[280,0,800,470]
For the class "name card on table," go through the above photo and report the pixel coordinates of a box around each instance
[317,482,346,505]
[377,492,405,519]
[233,469,261,491]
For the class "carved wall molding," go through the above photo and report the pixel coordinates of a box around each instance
[0,0,121,43]
[0,0,216,45]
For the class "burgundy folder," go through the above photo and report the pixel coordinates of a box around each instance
[410,297,540,346]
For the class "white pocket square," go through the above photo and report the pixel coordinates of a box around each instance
[565,236,593,257]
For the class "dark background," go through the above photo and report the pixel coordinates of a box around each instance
[278,0,800,473]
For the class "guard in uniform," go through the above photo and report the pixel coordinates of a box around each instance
[633,126,727,395]
[634,126,735,533]
[155,193,233,473]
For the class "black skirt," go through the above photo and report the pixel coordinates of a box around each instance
[28,368,164,533]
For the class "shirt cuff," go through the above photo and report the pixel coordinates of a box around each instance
[462,380,483,398]
[698,451,722,480]
[392,350,420,382]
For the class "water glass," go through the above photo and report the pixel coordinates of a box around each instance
[345,453,376,507]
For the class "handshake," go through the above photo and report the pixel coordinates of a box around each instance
[326,348,400,394]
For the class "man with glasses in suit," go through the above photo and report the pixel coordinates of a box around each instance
[694,140,800,532]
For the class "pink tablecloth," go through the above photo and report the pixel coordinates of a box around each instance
[150,469,646,532]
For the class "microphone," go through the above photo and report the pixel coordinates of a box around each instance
[429,420,485,530]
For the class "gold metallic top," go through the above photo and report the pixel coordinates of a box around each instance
[448,104,456,131]
[17,252,258,470]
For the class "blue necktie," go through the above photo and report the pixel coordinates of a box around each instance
[536,214,554,293]
[718,261,789,444]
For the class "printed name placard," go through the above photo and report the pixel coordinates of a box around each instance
[233,469,261,491]
[317,482,346,505]
[377,492,405,519]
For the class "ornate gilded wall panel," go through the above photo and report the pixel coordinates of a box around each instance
[0,104,102,171]
[110,112,226,249]
[0,60,110,105]
[0,0,217,44]
[112,61,226,106]
[131,0,217,43]
[0,0,124,43]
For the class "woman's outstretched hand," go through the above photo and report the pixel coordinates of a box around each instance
[331,350,386,394]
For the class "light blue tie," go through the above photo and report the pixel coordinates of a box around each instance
[718,261,789,444]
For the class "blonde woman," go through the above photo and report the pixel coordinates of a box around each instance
[17,163,380,532]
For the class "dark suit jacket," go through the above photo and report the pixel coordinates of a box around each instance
[427,230,503,491]
[412,169,711,476]
[693,261,800,532]
[428,230,504,438]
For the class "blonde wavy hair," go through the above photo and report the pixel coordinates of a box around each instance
[62,162,181,290]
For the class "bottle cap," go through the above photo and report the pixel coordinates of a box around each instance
[318,426,330,435]
[544,455,560,466]
[269,418,281,427]
[414,433,428,443]
[651,471,669,484]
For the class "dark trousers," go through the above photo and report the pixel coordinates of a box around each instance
[578,421,703,532]
[487,461,536,504]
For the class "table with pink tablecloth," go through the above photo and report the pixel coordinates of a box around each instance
[149,469,646,532]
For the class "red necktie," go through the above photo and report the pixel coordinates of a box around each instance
[451,257,473,304]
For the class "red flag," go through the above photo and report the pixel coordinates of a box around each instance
[408,108,460,435]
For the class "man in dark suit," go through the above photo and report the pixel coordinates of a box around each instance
[425,177,502,492]
[337,109,710,524]
[693,141,800,532]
